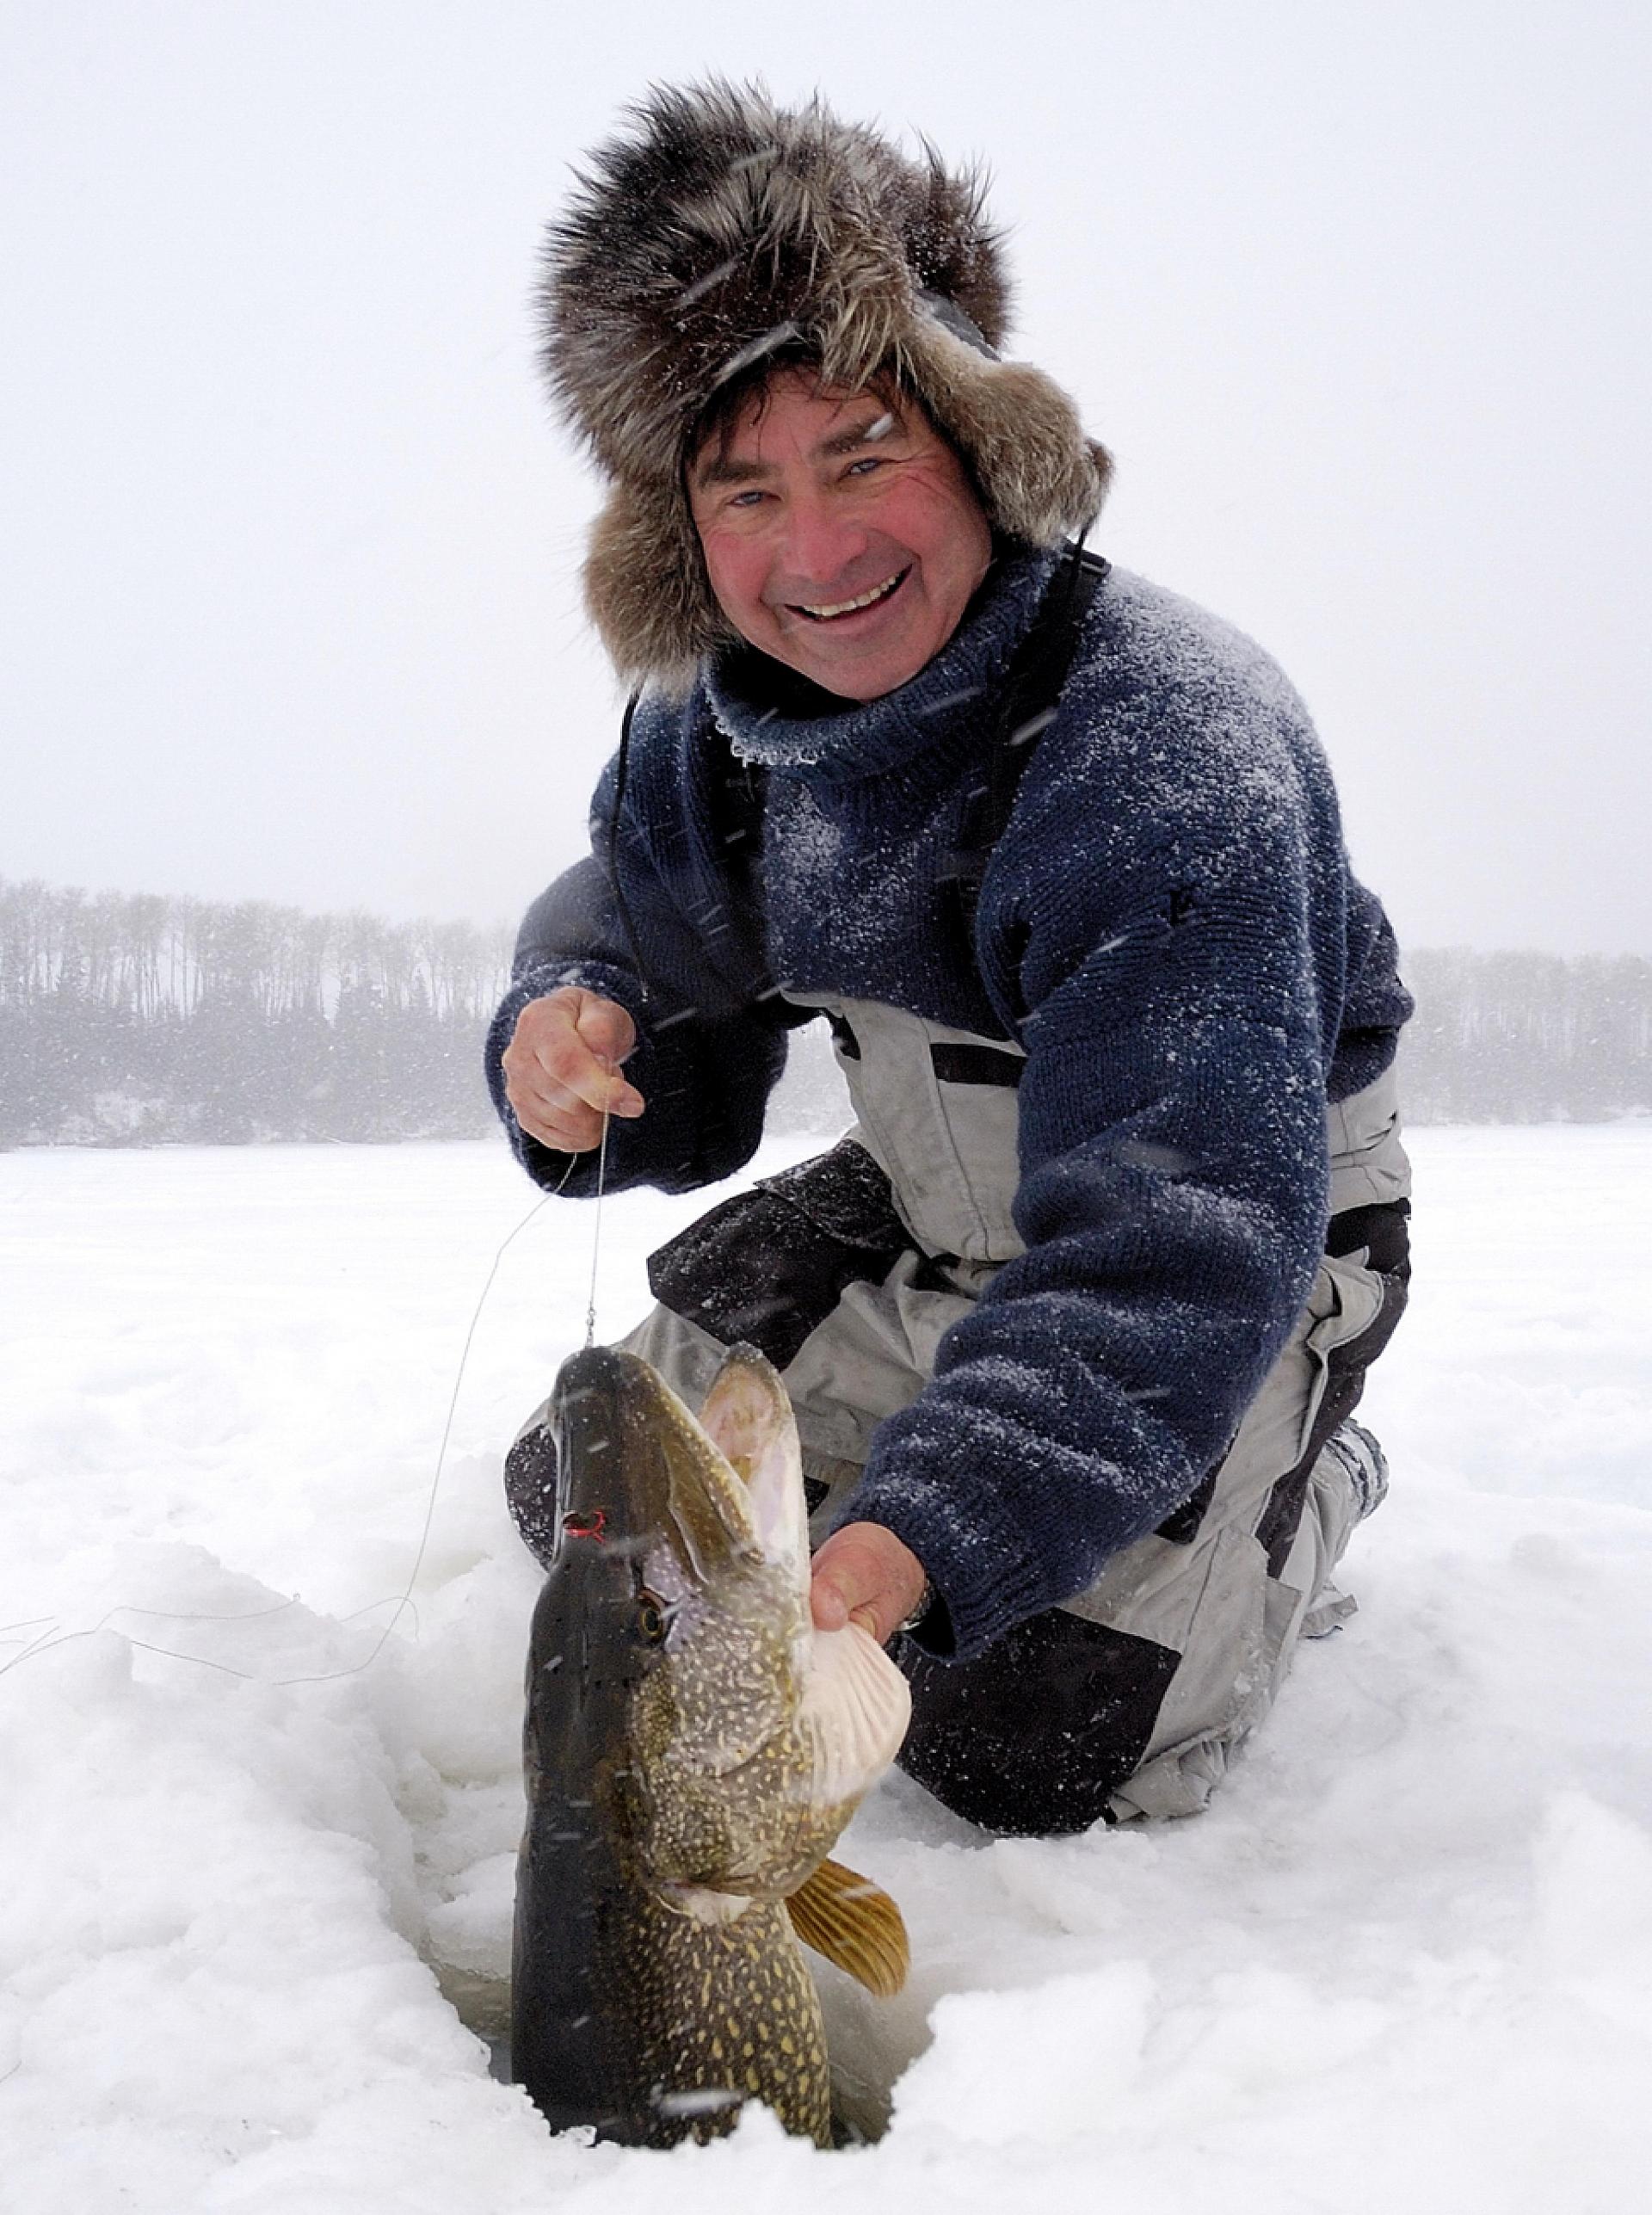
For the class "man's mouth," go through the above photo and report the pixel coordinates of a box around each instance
[790,569,909,621]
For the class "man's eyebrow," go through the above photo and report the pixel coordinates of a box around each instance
[816,409,904,458]
[693,452,771,489]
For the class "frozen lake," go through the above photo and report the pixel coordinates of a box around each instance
[3,1126,1649,2212]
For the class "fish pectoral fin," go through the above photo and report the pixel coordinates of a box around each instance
[798,1621,913,1807]
[661,1885,757,1927]
[785,1857,909,1998]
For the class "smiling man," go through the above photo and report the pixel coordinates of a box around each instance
[487,83,1415,1836]
[687,376,993,700]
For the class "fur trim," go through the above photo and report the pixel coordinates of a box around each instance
[540,80,1111,688]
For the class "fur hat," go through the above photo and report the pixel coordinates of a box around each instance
[539,81,1112,690]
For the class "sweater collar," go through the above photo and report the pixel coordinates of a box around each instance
[702,541,1061,786]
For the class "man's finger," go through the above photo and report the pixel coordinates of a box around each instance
[811,1578,850,1632]
[517,1098,603,1151]
[570,994,638,1067]
[506,1059,607,1151]
[505,992,645,1125]
[514,1105,594,1151]
[563,990,640,1111]
[809,1521,926,1646]
[521,1038,641,1118]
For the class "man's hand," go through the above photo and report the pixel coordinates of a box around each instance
[502,987,644,1152]
[811,1521,928,1647]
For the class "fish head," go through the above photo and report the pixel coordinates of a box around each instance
[519,1347,682,1823]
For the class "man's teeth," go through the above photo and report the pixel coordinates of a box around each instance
[798,571,904,620]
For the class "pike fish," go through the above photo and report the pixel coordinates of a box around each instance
[510,1342,913,2147]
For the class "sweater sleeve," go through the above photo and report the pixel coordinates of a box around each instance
[836,718,1337,1660]
[484,737,794,1200]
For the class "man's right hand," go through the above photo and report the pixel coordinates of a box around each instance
[502,987,644,1153]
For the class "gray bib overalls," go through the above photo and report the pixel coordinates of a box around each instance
[509,984,1412,1833]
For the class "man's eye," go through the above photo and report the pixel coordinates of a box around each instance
[728,489,766,509]
[845,457,885,478]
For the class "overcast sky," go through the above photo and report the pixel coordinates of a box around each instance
[3,0,1648,956]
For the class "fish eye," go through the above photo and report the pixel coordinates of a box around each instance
[636,1590,670,1644]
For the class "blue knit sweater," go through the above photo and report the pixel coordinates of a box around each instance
[486,545,1412,1657]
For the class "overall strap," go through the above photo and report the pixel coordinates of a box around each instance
[606,688,654,1004]
[941,543,1110,948]
[609,689,782,1012]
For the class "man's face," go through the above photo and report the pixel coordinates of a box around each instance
[687,371,994,701]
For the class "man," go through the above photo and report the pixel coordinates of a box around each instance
[488,83,1413,1836]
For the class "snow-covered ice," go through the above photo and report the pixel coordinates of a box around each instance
[3,1126,1649,2212]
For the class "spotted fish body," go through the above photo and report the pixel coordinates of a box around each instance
[510,1342,910,2147]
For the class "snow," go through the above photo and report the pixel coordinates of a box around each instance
[3,1125,1649,2212]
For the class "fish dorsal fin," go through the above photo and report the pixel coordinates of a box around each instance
[785,1857,909,1997]
[797,1621,913,1810]
[698,1347,809,1600]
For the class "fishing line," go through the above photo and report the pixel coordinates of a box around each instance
[583,1101,613,1349]
[267,1169,572,1688]
[0,1618,66,1678]
[0,1616,59,1644]
[0,1152,583,1691]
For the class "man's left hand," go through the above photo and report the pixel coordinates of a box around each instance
[811,1521,928,1646]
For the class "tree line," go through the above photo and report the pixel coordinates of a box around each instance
[2,878,1647,1146]
[1,879,515,1145]
[1397,946,1651,1125]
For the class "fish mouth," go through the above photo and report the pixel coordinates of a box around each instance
[786,567,909,623]
[551,1346,653,1547]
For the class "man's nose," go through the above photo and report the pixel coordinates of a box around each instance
[779,486,868,585]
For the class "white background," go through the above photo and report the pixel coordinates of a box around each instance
[3,0,1648,953]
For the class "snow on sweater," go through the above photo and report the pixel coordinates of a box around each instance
[485,543,1413,1657]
